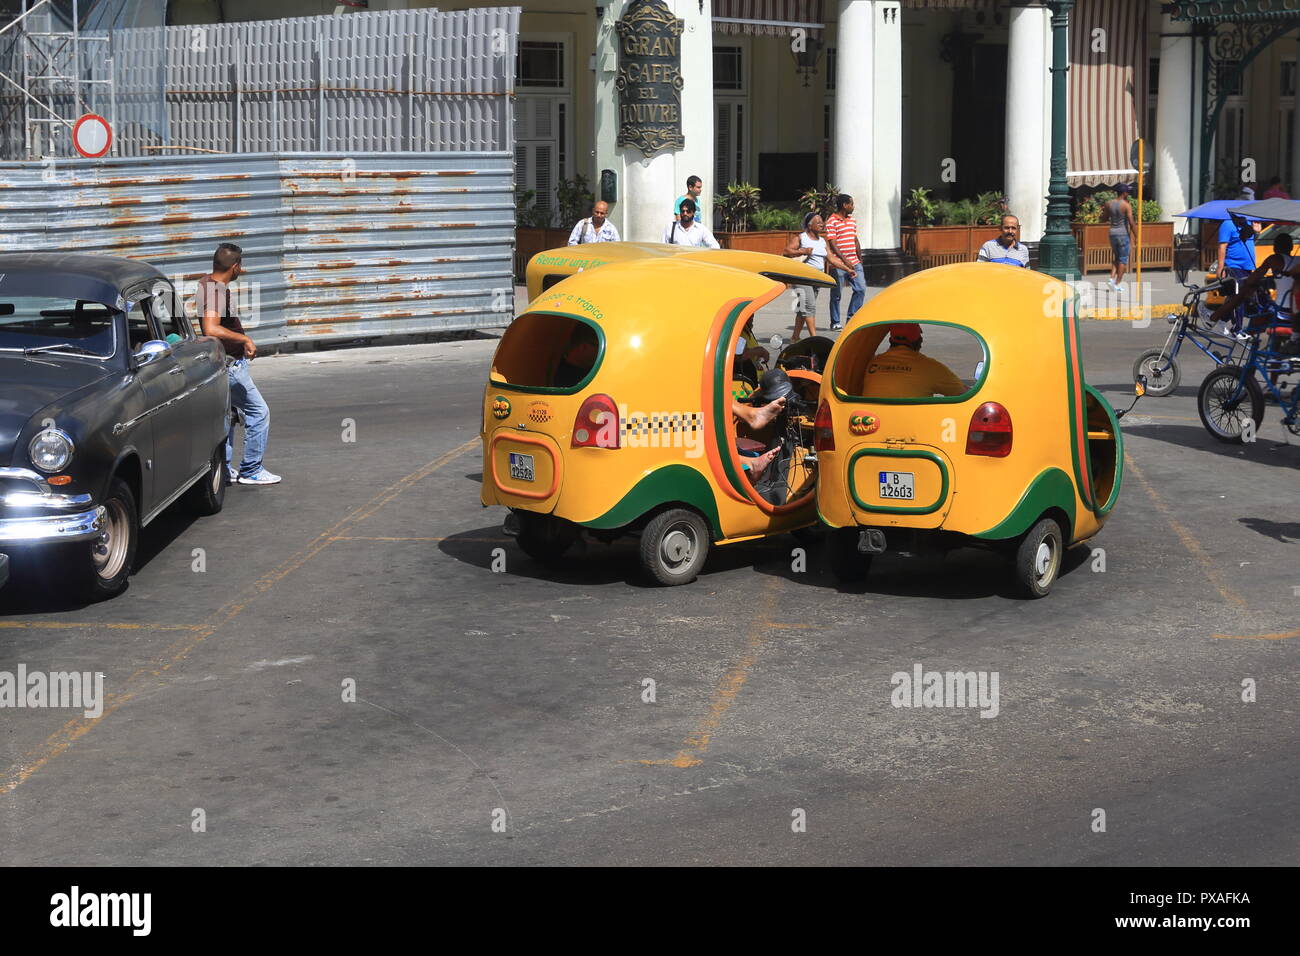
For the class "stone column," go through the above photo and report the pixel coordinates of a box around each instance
[836,0,911,284]
[593,0,712,243]
[1154,9,1193,221]
[1005,3,1051,242]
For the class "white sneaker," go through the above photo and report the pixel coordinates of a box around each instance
[238,468,282,486]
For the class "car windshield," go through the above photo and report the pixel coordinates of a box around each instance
[0,296,118,358]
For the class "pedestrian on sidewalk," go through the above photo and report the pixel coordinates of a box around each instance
[824,194,865,330]
[197,243,281,486]
[662,198,719,248]
[783,212,851,340]
[675,175,704,218]
[567,200,620,245]
[976,215,1030,267]
[1106,185,1136,292]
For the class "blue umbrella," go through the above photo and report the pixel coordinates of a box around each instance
[1175,199,1264,221]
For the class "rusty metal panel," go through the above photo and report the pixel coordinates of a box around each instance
[0,151,516,347]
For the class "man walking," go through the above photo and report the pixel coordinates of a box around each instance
[197,242,280,486]
[675,175,704,218]
[567,200,620,245]
[662,198,720,248]
[976,215,1030,267]
[824,194,865,330]
[1106,185,1136,292]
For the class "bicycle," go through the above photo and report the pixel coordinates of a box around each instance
[1196,299,1300,443]
[1131,278,1249,397]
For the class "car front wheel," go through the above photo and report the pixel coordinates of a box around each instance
[72,476,139,601]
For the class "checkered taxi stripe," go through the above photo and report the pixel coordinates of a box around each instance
[621,413,704,438]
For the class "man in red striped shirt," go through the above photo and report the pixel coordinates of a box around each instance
[824,194,865,330]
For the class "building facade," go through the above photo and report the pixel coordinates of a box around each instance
[146,1,1300,268]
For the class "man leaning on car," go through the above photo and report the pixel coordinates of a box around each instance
[198,243,281,486]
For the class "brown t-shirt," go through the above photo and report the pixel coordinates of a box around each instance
[197,276,246,358]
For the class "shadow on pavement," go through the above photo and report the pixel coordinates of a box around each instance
[1122,423,1300,466]
[438,525,809,589]
[1238,517,1300,544]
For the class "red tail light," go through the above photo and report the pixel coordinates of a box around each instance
[966,402,1012,457]
[814,399,835,452]
[572,393,620,448]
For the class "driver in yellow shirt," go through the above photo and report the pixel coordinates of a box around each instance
[860,324,966,399]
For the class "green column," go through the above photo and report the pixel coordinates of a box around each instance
[1039,0,1079,280]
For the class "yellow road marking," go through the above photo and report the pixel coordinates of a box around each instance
[642,578,783,769]
[1125,453,1246,609]
[1083,303,1182,321]
[328,535,509,542]
[0,621,203,631]
[1212,629,1300,641]
[0,438,479,796]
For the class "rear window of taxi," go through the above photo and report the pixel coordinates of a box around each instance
[490,311,605,393]
[832,322,987,403]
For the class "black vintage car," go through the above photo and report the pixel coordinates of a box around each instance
[0,253,230,600]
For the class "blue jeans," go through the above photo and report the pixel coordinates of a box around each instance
[830,263,866,328]
[225,358,270,478]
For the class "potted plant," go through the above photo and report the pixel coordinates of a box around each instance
[900,187,1003,270]
[799,183,841,221]
[715,183,797,253]
[514,178,581,282]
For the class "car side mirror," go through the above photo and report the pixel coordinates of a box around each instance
[133,339,170,368]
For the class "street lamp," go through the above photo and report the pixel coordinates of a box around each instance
[1038,0,1079,280]
[792,37,823,88]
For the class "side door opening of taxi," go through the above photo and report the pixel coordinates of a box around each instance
[816,263,1124,599]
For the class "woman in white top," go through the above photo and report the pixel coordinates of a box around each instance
[783,212,851,341]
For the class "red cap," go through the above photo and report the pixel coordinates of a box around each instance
[890,323,923,345]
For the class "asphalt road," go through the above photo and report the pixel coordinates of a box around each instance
[2,310,1298,866]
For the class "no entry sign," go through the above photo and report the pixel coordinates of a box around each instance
[72,113,112,158]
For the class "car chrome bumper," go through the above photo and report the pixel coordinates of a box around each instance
[0,506,106,544]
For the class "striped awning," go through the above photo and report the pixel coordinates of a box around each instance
[712,1,825,37]
[1068,0,1149,187]
[899,0,996,8]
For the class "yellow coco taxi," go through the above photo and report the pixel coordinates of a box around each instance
[814,262,1123,598]
[481,243,834,585]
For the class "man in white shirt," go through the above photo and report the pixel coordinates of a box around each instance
[662,198,720,248]
[567,200,620,245]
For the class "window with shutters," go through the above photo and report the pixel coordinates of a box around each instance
[514,35,573,227]
[715,100,746,189]
[714,46,742,91]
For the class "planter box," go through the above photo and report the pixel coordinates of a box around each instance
[1072,221,1175,274]
[900,225,1001,270]
[716,230,797,256]
[514,227,570,283]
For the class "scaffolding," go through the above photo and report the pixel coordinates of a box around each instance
[0,0,119,159]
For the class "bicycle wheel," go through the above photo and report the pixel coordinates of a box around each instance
[1132,347,1180,397]
[1197,366,1265,444]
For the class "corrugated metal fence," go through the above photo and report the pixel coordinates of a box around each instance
[0,6,519,159]
[0,151,516,347]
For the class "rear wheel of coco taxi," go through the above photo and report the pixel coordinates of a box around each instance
[515,512,578,563]
[828,527,872,583]
[639,508,710,586]
[1013,516,1064,599]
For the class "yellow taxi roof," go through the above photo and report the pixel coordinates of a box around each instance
[525,241,834,302]
[854,262,1072,339]
[523,256,785,334]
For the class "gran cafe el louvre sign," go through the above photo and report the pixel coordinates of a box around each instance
[615,0,685,157]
